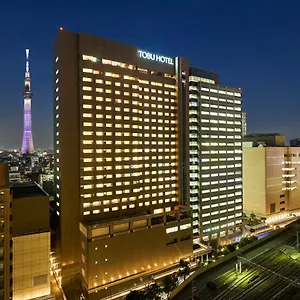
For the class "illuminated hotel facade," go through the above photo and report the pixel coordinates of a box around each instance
[53,29,243,299]
[53,30,193,299]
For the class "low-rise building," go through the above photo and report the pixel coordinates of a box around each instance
[243,143,300,222]
[0,162,54,300]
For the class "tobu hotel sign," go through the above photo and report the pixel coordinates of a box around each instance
[138,50,174,65]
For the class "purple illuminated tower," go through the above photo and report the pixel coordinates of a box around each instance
[21,49,35,154]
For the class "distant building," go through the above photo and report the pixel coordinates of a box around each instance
[244,133,285,147]
[242,112,247,137]
[9,171,21,183]
[243,143,300,220]
[290,138,300,147]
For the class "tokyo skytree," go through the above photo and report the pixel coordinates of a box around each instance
[21,49,35,154]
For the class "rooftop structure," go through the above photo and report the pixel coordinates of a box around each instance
[244,133,285,147]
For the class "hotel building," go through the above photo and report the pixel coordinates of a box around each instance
[188,68,243,243]
[53,30,193,299]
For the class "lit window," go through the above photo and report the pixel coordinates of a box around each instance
[82,68,93,73]
[83,86,92,91]
[166,226,178,234]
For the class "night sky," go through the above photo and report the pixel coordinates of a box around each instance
[1,0,300,149]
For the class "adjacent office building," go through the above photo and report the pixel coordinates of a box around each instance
[11,183,52,300]
[53,30,193,299]
[189,68,243,243]
[0,163,12,300]
[0,163,53,300]
[243,143,300,220]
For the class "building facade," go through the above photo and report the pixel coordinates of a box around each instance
[53,30,193,299]
[243,144,300,220]
[11,183,52,300]
[189,67,243,243]
[0,163,52,300]
[290,138,300,147]
[242,112,247,137]
[0,163,12,300]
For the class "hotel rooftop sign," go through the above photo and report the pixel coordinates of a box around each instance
[137,50,174,65]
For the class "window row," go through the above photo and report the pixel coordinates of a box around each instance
[83,95,176,103]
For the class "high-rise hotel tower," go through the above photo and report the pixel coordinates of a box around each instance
[53,30,192,299]
[53,30,243,299]
[189,68,243,244]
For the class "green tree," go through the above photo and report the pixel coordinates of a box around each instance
[163,274,178,298]
[126,290,143,300]
[144,283,162,300]
[249,235,258,243]
[250,212,256,221]
[225,243,236,253]
[260,217,267,223]
[238,237,250,248]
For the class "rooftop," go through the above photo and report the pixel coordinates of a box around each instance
[11,182,48,199]
[245,133,283,137]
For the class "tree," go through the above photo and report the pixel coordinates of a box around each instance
[250,212,256,221]
[249,235,258,243]
[144,283,162,300]
[126,290,143,300]
[163,274,178,297]
[238,237,248,248]
[210,239,219,258]
[260,217,267,223]
[225,243,236,253]
[178,259,190,280]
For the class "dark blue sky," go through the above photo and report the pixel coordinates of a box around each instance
[1,0,300,149]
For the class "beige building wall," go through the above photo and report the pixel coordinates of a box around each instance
[243,146,266,216]
[243,146,300,218]
[265,148,287,214]
[12,232,50,300]
[284,147,300,210]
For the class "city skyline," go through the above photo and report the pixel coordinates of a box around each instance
[1,1,300,149]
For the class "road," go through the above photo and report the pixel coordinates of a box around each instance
[174,228,300,300]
